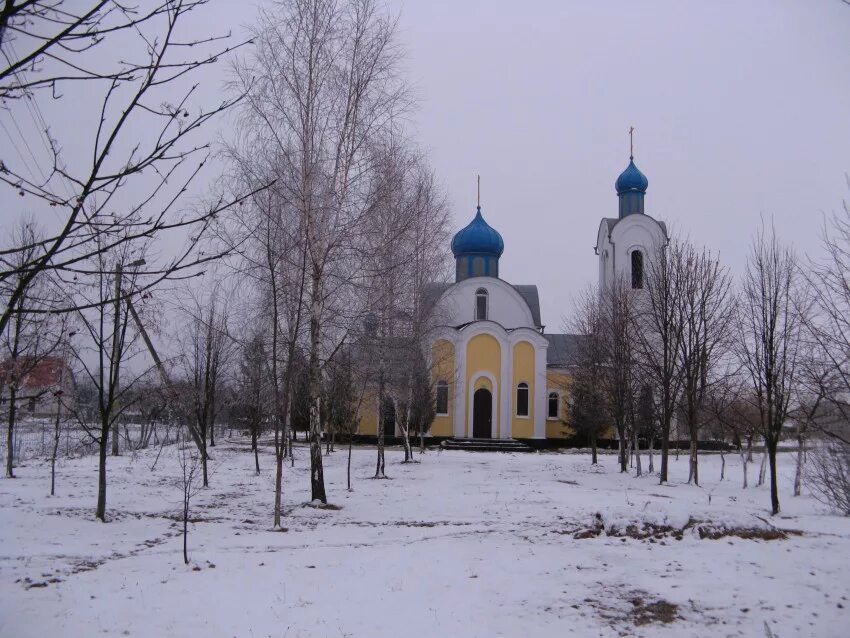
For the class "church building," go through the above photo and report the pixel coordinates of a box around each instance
[357,152,667,441]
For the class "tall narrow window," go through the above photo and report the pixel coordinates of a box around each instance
[547,392,559,419]
[436,381,449,415]
[516,382,529,417]
[631,250,644,289]
[475,288,488,320]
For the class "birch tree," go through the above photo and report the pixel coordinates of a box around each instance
[231,0,410,502]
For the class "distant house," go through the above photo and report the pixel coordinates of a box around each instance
[0,356,75,418]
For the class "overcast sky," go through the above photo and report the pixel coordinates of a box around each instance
[390,0,850,329]
[5,0,850,331]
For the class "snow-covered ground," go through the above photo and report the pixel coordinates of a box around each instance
[1,441,849,637]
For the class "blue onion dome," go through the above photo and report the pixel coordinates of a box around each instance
[615,158,649,195]
[451,206,504,258]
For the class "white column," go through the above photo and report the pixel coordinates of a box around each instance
[453,335,466,438]
[500,338,512,439]
[533,342,547,439]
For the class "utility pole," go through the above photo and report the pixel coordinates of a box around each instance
[110,262,123,456]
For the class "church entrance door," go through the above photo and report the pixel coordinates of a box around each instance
[472,388,492,438]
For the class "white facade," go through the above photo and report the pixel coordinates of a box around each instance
[596,213,668,291]
[430,277,549,439]
[433,276,536,329]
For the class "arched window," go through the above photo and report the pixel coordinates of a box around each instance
[475,288,488,321]
[547,392,559,419]
[435,380,449,415]
[631,250,644,289]
[516,382,529,417]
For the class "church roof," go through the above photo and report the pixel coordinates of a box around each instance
[451,206,504,258]
[602,214,670,244]
[615,158,649,195]
[512,285,542,328]
[544,333,583,368]
[422,281,542,329]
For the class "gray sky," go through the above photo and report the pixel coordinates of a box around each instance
[388,0,850,328]
[5,0,850,332]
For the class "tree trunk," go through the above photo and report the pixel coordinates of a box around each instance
[648,437,654,474]
[634,429,642,476]
[719,447,725,481]
[688,434,699,486]
[659,421,670,483]
[96,421,109,521]
[767,438,780,515]
[591,431,598,465]
[347,433,353,491]
[740,447,749,489]
[51,395,62,495]
[308,268,327,503]
[617,422,627,472]
[375,372,386,478]
[758,447,767,487]
[253,428,260,476]
[198,421,209,488]
[183,495,189,565]
[6,386,17,478]
[793,431,804,497]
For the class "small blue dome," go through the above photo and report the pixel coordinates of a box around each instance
[615,159,649,195]
[451,206,504,258]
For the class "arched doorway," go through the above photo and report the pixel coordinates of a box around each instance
[473,388,492,438]
[382,398,397,437]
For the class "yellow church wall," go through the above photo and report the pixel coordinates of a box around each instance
[465,334,501,437]
[430,339,455,437]
[356,387,379,436]
[545,370,575,439]
[511,341,534,438]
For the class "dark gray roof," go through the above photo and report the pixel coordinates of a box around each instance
[544,333,584,368]
[421,280,542,328]
[512,285,541,328]
[422,282,450,317]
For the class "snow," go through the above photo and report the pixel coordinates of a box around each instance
[1,441,849,637]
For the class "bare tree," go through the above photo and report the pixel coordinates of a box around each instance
[230,0,410,502]
[598,278,640,473]
[634,238,686,483]
[801,193,850,443]
[65,244,150,521]
[737,221,804,515]
[568,288,608,465]
[235,330,271,475]
[807,439,850,516]
[1,0,261,342]
[176,290,232,488]
[1,221,63,477]
[677,243,735,486]
[176,426,202,564]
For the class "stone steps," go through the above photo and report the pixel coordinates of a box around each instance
[440,438,533,453]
